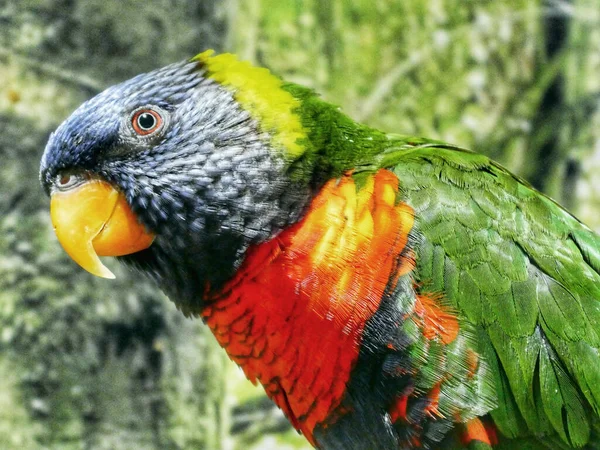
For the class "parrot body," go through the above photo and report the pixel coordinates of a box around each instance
[40,51,600,449]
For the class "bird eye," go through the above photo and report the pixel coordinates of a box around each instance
[131,108,163,136]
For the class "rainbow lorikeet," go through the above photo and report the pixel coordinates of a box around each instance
[40,51,600,449]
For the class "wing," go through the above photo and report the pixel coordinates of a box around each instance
[385,140,600,448]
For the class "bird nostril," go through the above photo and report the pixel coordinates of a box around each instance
[59,174,72,186]
[55,172,86,192]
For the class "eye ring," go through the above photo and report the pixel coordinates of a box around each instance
[131,108,163,136]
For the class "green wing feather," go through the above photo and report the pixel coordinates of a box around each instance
[286,86,599,445]
[383,138,600,448]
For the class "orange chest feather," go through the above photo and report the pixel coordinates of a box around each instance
[202,169,415,440]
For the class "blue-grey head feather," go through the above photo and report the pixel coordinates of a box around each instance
[40,61,202,189]
[40,59,312,310]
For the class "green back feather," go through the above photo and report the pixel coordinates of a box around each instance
[284,85,600,446]
[384,140,600,447]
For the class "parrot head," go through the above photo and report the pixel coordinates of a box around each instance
[40,52,314,308]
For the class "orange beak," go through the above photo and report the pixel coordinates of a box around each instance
[50,180,154,279]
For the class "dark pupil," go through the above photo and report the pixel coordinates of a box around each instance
[138,112,156,130]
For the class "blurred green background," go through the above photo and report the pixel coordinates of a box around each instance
[1,1,599,449]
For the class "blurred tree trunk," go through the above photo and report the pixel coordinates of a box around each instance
[522,0,599,212]
[569,0,600,228]
[528,0,574,206]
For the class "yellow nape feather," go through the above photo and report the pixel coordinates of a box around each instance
[193,50,306,158]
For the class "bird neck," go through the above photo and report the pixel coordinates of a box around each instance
[201,169,416,443]
[282,81,393,185]
[193,51,393,186]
